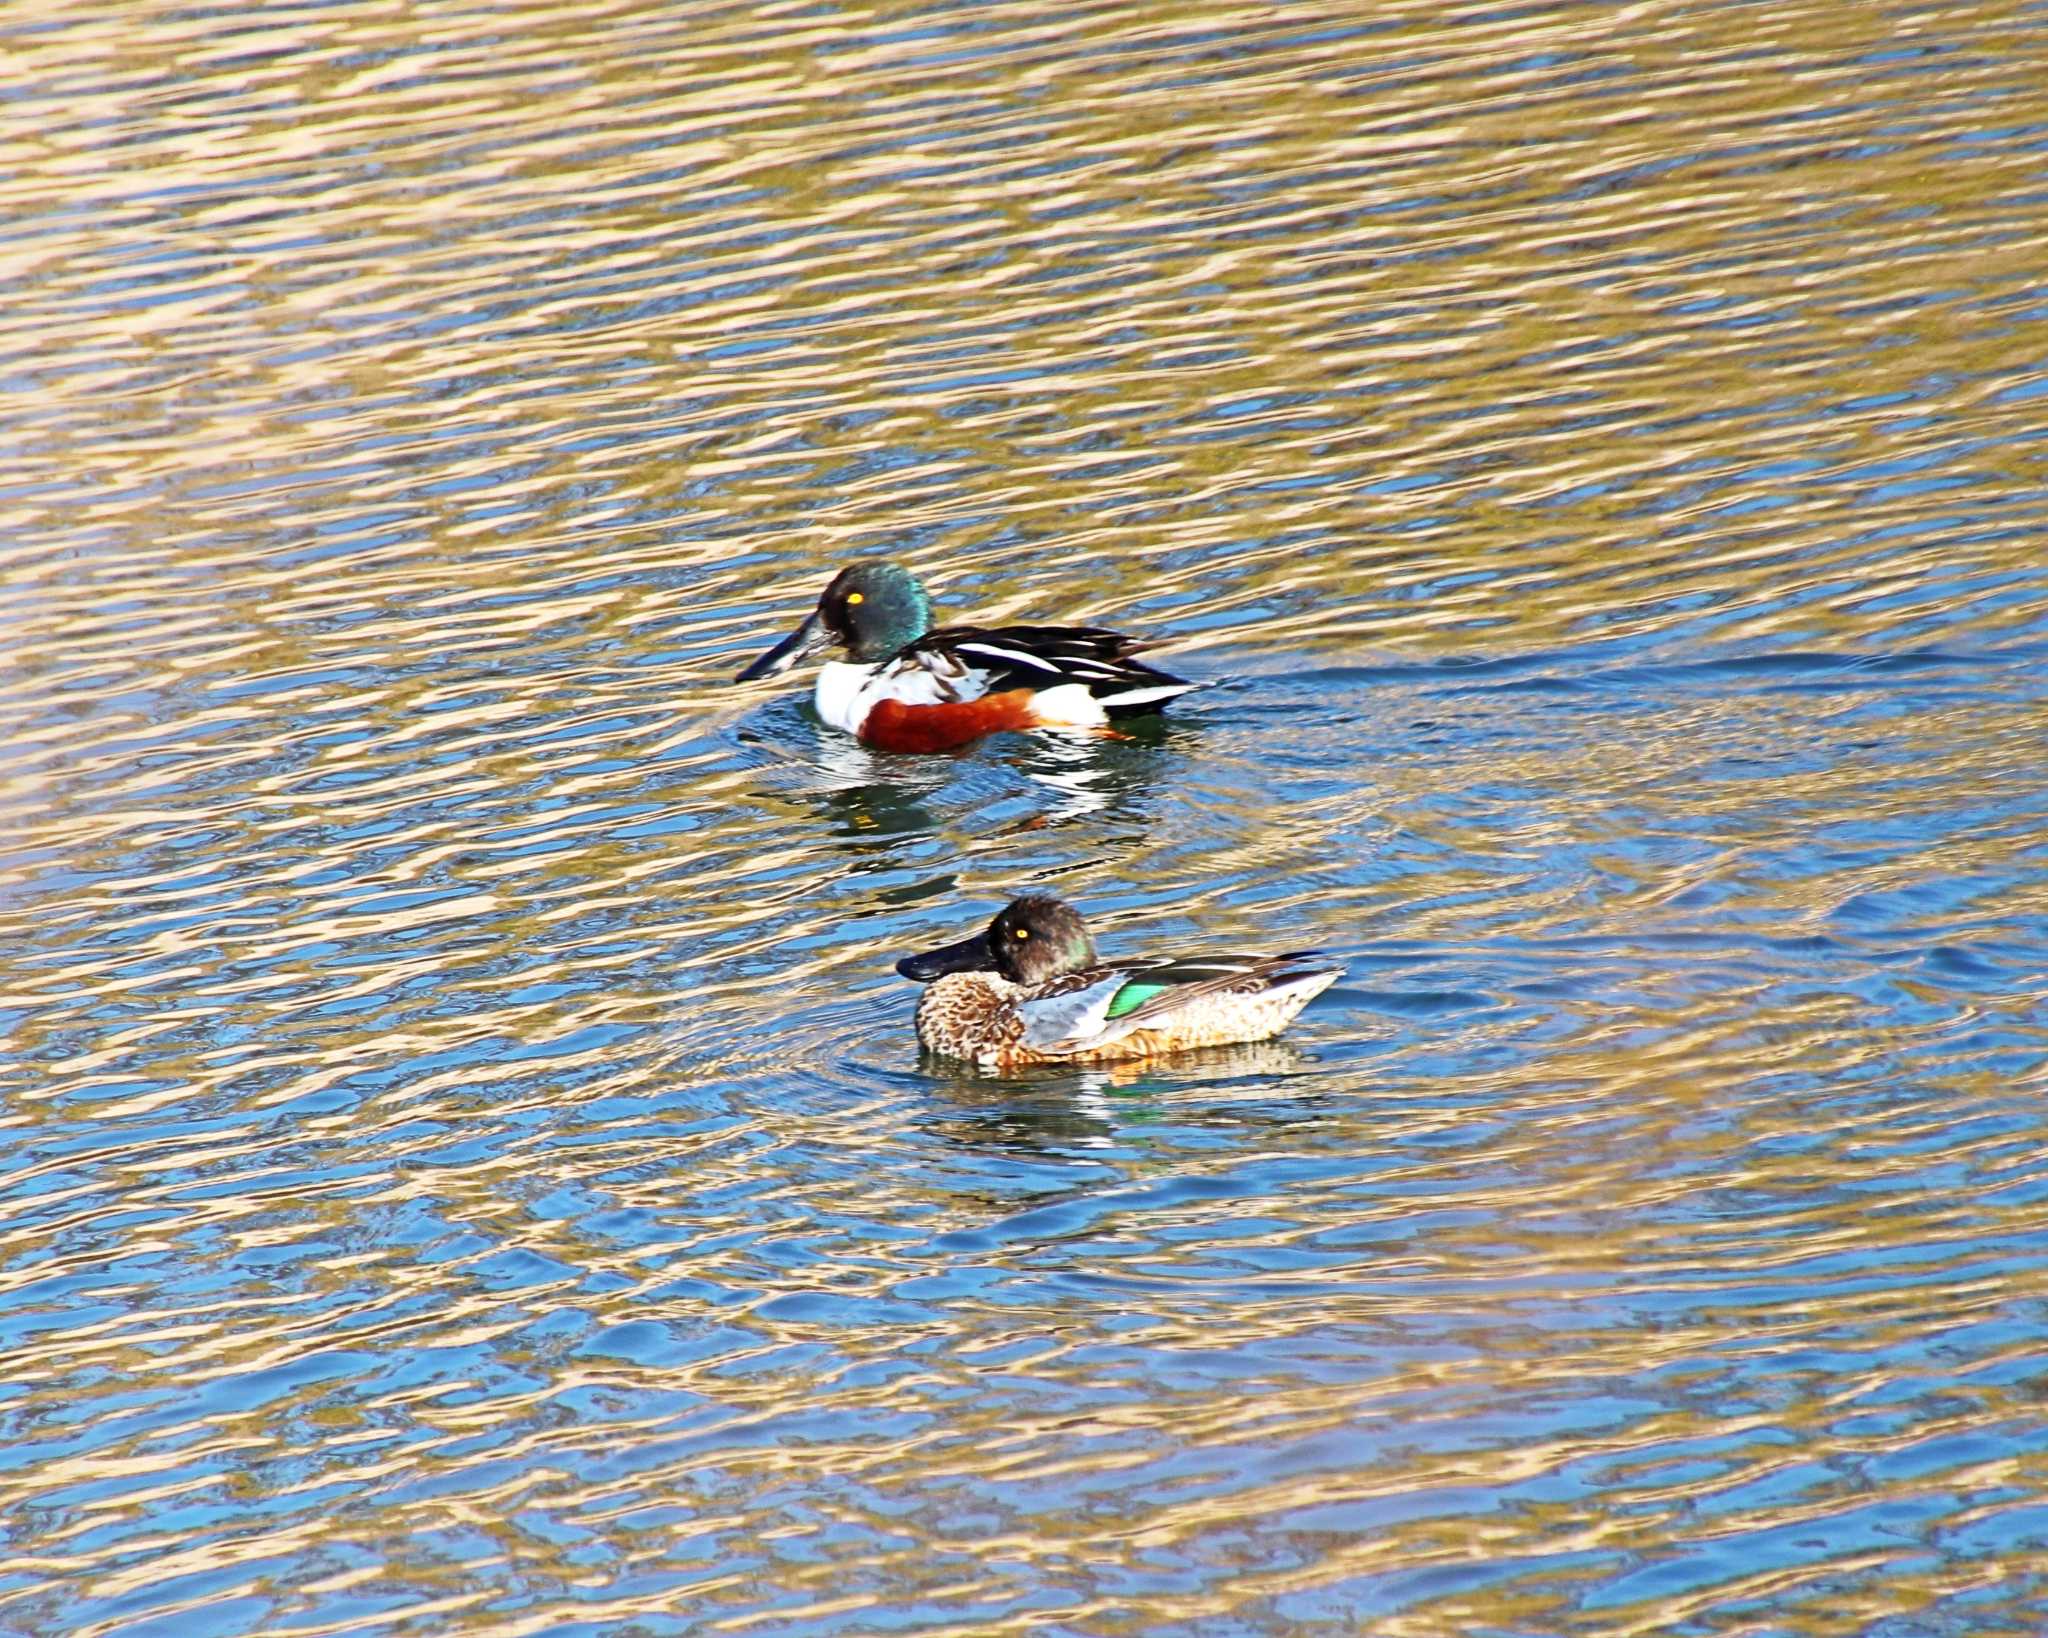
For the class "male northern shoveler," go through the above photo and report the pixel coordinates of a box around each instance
[895,894,1342,1068]
[732,562,1199,753]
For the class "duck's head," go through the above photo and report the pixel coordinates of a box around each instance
[895,894,1097,986]
[734,562,933,681]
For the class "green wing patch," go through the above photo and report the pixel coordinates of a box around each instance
[1105,980,1170,1019]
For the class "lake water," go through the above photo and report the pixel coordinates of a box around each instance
[4,0,2048,1632]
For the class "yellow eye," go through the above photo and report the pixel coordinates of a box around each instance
[846,591,864,606]
[1015,928,1030,939]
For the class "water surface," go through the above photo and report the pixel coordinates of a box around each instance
[4,0,2048,1632]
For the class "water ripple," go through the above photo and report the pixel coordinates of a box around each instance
[4,0,2048,1632]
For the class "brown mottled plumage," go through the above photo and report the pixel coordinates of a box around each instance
[896,896,1341,1070]
[913,969,1336,1067]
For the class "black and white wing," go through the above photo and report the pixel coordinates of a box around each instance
[907,623,1202,715]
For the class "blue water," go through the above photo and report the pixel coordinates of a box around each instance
[5,0,2048,1632]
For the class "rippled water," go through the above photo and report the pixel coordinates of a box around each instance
[6,0,2048,1631]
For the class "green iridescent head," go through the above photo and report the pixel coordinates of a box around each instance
[734,561,934,679]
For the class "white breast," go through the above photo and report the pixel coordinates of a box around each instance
[813,662,877,734]
[812,652,989,735]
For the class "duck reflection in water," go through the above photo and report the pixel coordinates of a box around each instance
[920,1039,1327,1163]
[744,700,1198,850]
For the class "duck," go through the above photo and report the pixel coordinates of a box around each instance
[733,562,1200,753]
[896,894,1341,1067]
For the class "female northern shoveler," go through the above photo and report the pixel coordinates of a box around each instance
[895,894,1341,1068]
[732,562,1199,753]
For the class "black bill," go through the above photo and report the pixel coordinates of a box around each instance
[895,929,997,982]
[734,611,829,682]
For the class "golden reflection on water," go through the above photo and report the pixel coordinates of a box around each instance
[4,0,2048,1632]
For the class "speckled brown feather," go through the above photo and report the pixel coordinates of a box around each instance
[913,963,1337,1069]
